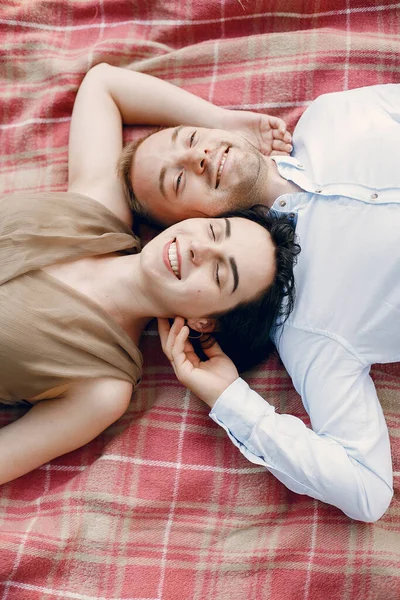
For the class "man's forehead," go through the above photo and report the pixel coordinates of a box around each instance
[171,124,184,142]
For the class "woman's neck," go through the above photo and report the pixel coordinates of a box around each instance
[91,253,155,344]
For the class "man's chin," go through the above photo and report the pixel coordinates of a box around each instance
[244,155,265,205]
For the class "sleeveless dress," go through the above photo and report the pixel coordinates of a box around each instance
[0,191,143,404]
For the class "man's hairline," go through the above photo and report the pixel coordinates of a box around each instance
[130,125,205,225]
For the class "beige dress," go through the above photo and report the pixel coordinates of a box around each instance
[0,191,142,404]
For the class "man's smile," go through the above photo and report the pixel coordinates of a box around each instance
[215,146,230,188]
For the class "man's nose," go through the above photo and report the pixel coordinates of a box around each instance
[190,241,215,265]
[180,147,209,174]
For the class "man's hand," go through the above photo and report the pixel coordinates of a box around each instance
[158,317,239,408]
[220,108,292,156]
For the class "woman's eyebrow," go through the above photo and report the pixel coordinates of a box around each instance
[229,257,239,294]
[224,219,238,293]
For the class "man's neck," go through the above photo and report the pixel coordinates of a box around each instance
[262,157,303,208]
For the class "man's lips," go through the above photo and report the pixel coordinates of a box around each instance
[163,238,182,279]
[215,146,230,188]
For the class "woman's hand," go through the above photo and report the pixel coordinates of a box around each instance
[220,108,292,156]
[158,317,239,408]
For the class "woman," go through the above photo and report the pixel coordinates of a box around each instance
[0,190,298,486]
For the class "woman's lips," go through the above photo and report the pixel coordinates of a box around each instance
[175,238,182,277]
[163,240,174,276]
[163,238,182,279]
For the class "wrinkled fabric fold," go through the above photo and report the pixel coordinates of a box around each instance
[0,191,142,403]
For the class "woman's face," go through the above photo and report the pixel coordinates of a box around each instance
[139,216,276,321]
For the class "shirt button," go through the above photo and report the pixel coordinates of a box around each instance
[315,188,322,193]
[370,193,378,200]
[279,199,286,207]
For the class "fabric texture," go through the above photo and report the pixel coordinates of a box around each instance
[1,1,400,599]
[211,83,400,519]
[0,191,142,403]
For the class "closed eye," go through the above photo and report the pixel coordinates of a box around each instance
[215,263,220,287]
[209,223,216,241]
[176,172,183,194]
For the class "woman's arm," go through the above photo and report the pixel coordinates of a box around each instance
[0,378,132,485]
[68,64,291,223]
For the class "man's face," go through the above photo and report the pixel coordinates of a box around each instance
[130,126,269,225]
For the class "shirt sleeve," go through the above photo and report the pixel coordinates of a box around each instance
[210,330,393,522]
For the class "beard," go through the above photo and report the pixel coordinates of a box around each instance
[220,137,268,212]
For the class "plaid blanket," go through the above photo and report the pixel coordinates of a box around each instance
[1,1,400,599]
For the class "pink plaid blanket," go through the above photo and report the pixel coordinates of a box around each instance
[1,1,400,599]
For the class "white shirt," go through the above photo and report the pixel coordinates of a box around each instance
[210,85,400,522]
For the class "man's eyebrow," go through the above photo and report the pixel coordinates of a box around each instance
[172,124,184,144]
[159,165,167,198]
[159,125,185,198]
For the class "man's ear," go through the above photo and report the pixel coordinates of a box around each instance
[186,317,217,333]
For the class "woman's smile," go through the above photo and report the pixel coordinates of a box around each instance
[141,216,275,321]
[163,238,182,279]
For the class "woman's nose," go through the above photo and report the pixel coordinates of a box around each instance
[190,241,214,265]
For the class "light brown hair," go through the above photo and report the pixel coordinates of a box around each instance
[116,137,149,217]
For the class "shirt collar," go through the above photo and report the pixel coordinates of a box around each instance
[271,155,305,170]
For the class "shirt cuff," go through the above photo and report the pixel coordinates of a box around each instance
[209,377,274,442]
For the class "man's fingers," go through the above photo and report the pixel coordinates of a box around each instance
[271,140,293,154]
[267,115,287,132]
[272,136,292,150]
[167,317,186,359]
[272,128,292,142]
[170,316,186,338]
[173,323,189,353]
[158,316,186,361]
[271,149,292,157]
[171,324,193,371]
[202,339,226,359]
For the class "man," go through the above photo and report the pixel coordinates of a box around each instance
[69,62,292,231]
[146,84,399,523]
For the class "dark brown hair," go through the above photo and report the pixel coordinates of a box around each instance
[195,206,300,372]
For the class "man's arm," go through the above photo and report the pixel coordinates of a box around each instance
[158,318,393,523]
[68,63,291,224]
